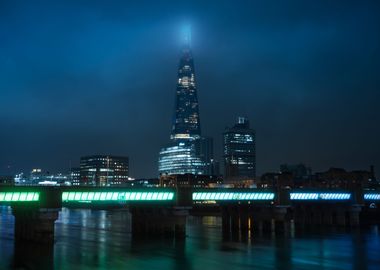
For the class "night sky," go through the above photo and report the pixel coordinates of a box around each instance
[1,0,379,178]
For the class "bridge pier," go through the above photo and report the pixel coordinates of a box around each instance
[130,206,189,238]
[248,213,259,233]
[313,208,323,225]
[221,205,292,236]
[305,208,314,226]
[230,207,240,235]
[292,204,362,228]
[349,205,362,226]
[240,209,249,233]
[261,219,272,234]
[221,207,231,235]
[256,219,264,233]
[272,207,289,234]
[293,207,305,229]
[252,208,272,234]
[322,209,333,225]
[335,209,347,226]
[12,206,59,244]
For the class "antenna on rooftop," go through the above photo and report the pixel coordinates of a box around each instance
[182,24,191,48]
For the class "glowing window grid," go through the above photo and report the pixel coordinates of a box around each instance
[192,192,275,201]
[364,193,380,200]
[61,191,174,202]
[0,192,40,202]
[290,193,351,200]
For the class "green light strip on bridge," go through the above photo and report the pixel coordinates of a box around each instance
[62,191,174,202]
[0,192,40,202]
[192,192,275,201]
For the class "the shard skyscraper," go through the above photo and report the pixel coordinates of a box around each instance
[170,43,201,140]
[159,32,213,176]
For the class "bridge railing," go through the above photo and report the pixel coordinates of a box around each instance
[1,186,380,206]
[191,188,276,203]
[0,186,177,207]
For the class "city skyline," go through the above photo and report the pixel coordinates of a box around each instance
[1,1,380,178]
[1,2,380,270]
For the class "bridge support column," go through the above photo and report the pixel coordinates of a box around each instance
[312,208,323,226]
[12,207,59,244]
[349,205,362,227]
[292,201,363,228]
[305,207,314,227]
[248,213,259,233]
[322,209,333,226]
[230,207,240,236]
[293,207,306,229]
[257,219,264,233]
[221,207,231,235]
[240,210,249,233]
[262,219,272,234]
[273,207,289,234]
[321,208,333,226]
[248,210,263,234]
[335,209,347,226]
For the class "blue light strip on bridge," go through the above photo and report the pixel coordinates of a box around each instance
[192,192,275,201]
[364,193,380,200]
[290,192,351,200]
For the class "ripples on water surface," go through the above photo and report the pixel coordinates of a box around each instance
[0,206,379,270]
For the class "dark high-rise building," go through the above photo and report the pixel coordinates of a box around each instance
[224,117,256,181]
[0,176,13,186]
[280,163,312,187]
[70,167,80,186]
[30,168,43,184]
[158,32,214,176]
[80,155,129,186]
[171,36,201,140]
[194,137,214,175]
[160,173,223,188]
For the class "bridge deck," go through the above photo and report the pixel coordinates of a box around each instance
[0,187,379,204]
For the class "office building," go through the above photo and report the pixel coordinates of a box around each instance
[80,155,129,186]
[160,173,222,188]
[0,175,13,186]
[159,141,206,175]
[280,163,312,188]
[223,117,256,181]
[70,167,81,186]
[30,168,43,185]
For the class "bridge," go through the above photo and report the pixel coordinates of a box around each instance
[0,186,379,244]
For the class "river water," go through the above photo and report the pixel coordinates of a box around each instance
[0,206,379,269]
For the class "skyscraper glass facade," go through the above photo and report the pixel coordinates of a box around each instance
[70,167,80,186]
[159,142,205,175]
[224,117,256,180]
[159,37,213,176]
[80,155,129,186]
[171,46,201,140]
